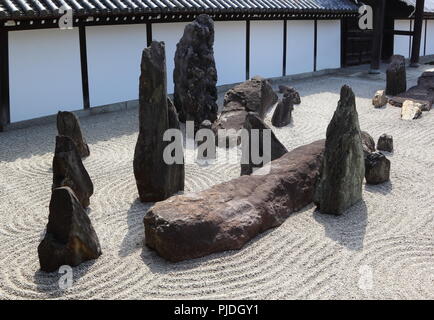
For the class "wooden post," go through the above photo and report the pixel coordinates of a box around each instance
[0,29,10,132]
[246,19,250,80]
[79,25,90,110]
[282,19,287,77]
[410,0,425,67]
[369,0,386,73]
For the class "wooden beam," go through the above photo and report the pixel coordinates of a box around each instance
[246,19,250,80]
[410,0,425,67]
[0,29,10,132]
[282,19,287,77]
[369,0,386,73]
[146,22,152,47]
[79,26,90,110]
[313,19,317,72]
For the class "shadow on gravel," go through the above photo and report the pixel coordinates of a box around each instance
[313,199,368,251]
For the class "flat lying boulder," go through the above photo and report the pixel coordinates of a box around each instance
[144,140,325,262]
[241,112,288,175]
[38,187,101,272]
[365,152,391,185]
[401,100,422,120]
[57,111,90,158]
[213,76,278,146]
[389,71,434,111]
[377,134,393,152]
[386,55,406,96]
[53,135,93,208]
[173,14,218,128]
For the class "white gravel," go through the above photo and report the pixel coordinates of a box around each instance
[0,65,433,300]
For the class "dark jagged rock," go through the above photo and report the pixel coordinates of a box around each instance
[386,55,406,96]
[57,111,90,158]
[134,41,185,202]
[144,140,325,262]
[377,134,394,152]
[389,71,434,111]
[213,76,278,147]
[223,76,278,118]
[173,14,218,129]
[271,94,294,127]
[38,187,101,272]
[241,112,288,175]
[52,136,93,208]
[361,131,376,157]
[365,152,391,185]
[314,85,365,215]
[278,85,301,104]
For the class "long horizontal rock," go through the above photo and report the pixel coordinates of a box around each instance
[144,140,325,262]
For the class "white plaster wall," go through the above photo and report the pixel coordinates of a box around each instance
[286,20,314,75]
[250,20,283,78]
[9,29,83,122]
[152,22,188,94]
[317,20,341,70]
[426,20,434,55]
[214,21,246,85]
[394,20,412,58]
[86,24,146,107]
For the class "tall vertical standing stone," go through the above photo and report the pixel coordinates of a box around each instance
[173,14,218,129]
[53,135,93,208]
[38,187,101,272]
[314,85,365,215]
[386,55,406,96]
[57,111,90,158]
[134,41,184,202]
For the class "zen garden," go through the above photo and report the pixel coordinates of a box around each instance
[0,0,433,301]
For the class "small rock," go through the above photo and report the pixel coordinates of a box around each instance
[38,187,101,272]
[365,152,391,185]
[377,134,394,152]
[386,55,406,96]
[52,135,94,208]
[241,112,288,175]
[57,111,90,158]
[401,100,422,120]
[278,85,301,105]
[361,131,376,156]
[372,90,388,108]
[271,94,294,127]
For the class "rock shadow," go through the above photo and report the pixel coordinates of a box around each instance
[313,199,368,251]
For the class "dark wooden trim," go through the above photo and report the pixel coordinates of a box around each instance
[0,29,10,132]
[424,18,428,56]
[340,18,346,68]
[370,0,386,72]
[246,19,250,80]
[410,0,425,66]
[385,29,414,36]
[146,22,152,46]
[79,25,90,110]
[409,19,413,58]
[313,19,317,72]
[282,19,287,77]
